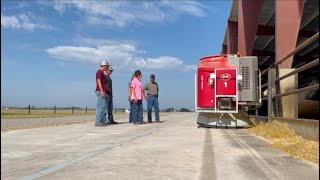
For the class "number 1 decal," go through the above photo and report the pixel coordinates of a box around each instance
[224,82,227,87]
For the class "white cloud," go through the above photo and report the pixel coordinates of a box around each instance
[43,0,206,27]
[160,1,206,17]
[1,12,51,31]
[139,56,183,69]
[138,56,197,71]
[46,38,195,72]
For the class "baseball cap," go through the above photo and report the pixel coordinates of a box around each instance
[108,66,113,71]
[101,61,108,66]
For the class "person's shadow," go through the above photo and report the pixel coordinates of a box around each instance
[127,121,166,124]
[149,120,166,124]
[108,122,126,125]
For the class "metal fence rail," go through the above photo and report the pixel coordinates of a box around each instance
[261,58,319,91]
[259,32,319,123]
[261,32,319,76]
[273,84,319,99]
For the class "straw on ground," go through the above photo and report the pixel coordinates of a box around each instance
[246,119,319,165]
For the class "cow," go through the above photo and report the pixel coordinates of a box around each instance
[304,79,319,101]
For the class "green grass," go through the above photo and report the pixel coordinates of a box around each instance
[1,109,126,119]
[1,109,96,119]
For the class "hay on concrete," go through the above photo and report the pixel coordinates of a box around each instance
[246,119,319,165]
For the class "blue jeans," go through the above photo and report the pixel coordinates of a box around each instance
[129,100,133,123]
[96,91,107,125]
[106,96,113,123]
[147,96,159,122]
[132,100,143,123]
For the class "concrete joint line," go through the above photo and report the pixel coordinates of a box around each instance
[228,113,237,123]
[228,113,236,121]
[225,130,279,179]
[199,129,217,180]
[20,129,160,180]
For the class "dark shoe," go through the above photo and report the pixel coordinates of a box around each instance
[148,121,153,123]
[111,120,118,124]
[155,120,161,123]
[95,123,107,127]
[107,121,118,125]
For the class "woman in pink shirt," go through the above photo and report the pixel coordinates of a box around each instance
[131,70,144,124]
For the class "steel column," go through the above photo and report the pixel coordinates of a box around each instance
[222,45,227,54]
[238,0,263,56]
[227,21,238,54]
[276,0,304,68]
[267,69,275,123]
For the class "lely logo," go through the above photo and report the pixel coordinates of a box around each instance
[220,73,231,81]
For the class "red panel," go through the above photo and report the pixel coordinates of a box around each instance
[215,69,237,96]
[276,0,304,68]
[197,71,215,107]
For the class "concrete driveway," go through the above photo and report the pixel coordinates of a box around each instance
[1,112,318,180]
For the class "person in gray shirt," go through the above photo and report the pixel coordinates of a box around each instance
[105,66,118,124]
[143,74,160,123]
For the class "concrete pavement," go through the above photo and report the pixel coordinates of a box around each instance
[1,112,318,180]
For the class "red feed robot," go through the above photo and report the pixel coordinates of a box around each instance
[195,54,261,128]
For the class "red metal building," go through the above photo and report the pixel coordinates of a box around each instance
[220,0,319,119]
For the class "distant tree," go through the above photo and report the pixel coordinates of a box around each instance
[165,108,175,112]
[179,108,190,112]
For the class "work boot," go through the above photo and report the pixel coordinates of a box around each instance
[108,120,118,124]
[95,123,107,127]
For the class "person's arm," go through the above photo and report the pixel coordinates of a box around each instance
[131,81,138,101]
[143,89,147,100]
[106,77,110,95]
[97,78,105,97]
[132,88,138,101]
[142,84,148,100]
[156,83,159,98]
[128,84,133,100]
[128,87,132,97]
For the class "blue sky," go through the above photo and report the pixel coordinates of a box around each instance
[1,0,231,110]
